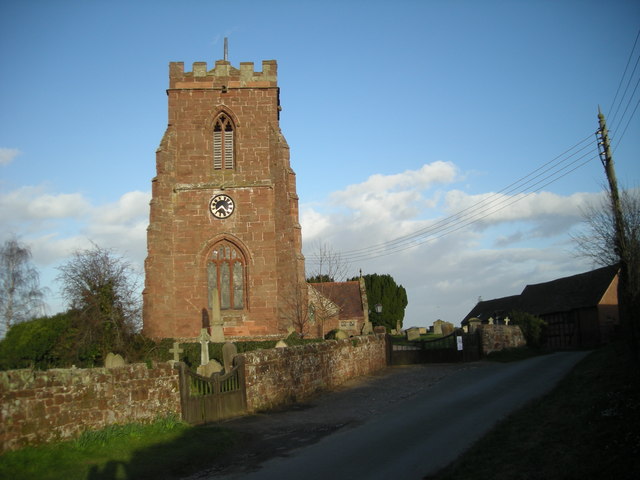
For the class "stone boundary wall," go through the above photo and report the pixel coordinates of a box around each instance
[478,324,526,354]
[241,333,388,412]
[0,363,180,453]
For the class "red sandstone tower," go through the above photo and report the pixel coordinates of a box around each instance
[143,58,305,339]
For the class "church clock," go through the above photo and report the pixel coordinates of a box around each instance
[209,194,235,219]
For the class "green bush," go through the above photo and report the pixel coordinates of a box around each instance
[0,313,74,370]
[509,310,547,348]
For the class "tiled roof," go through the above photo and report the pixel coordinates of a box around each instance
[309,281,364,319]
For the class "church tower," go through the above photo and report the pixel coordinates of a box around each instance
[143,58,305,339]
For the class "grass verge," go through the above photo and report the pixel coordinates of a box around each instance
[430,342,640,479]
[0,415,238,480]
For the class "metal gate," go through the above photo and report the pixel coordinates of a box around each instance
[390,329,482,365]
[176,357,247,425]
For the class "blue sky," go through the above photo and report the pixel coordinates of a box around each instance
[1,0,639,329]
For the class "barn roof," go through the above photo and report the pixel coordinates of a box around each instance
[461,264,619,324]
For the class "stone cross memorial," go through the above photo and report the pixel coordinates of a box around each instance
[197,328,211,366]
[169,342,183,365]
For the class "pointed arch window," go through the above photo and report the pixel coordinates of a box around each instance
[207,241,245,310]
[213,114,234,170]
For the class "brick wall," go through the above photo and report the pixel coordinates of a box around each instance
[478,325,526,354]
[0,363,180,453]
[242,334,388,412]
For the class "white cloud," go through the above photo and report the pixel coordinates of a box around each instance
[0,186,91,222]
[0,148,21,166]
[301,164,599,327]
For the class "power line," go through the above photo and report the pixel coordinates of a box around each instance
[307,135,600,264]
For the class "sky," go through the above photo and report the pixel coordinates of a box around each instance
[1,0,639,330]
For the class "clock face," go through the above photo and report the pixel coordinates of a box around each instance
[209,194,235,219]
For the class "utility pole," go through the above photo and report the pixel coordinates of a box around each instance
[596,107,626,257]
[596,108,638,359]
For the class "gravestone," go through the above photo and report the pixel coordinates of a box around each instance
[504,316,511,325]
[197,359,223,377]
[197,328,211,366]
[222,342,238,373]
[488,317,495,325]
[275,340,288,349]
[433,320,444,335]
[209,287,225,343]
[406,327,421,341]
[168,342,183,365]
[374,326,387,334]
[468,317,481,333]
[334,329,348,340]
[441,322,455,336]
[105,353,126,368]
[361,320,373,335]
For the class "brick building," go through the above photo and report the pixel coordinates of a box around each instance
[143,58,306,340]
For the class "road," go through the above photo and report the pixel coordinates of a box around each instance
[205,351,589,480]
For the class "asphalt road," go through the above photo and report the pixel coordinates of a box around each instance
[213,351,589,480]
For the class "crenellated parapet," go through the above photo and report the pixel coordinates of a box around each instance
[169,60,277,89]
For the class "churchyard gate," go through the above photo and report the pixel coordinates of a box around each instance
[390,329,482,365]
[175,358,247,425]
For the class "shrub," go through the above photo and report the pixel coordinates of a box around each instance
[509,310,547,348]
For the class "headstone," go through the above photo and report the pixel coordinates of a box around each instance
[504,316,510,325]
[287,326,296,336]
[361,321,373,335]
[418,327,427,335]
[197,328,211,366]
[275,340,288,349]
[197,359,223,377]
[488,317,495,325]
[209,287,225,343]
[374,326,387,334]
[406,327,421,341]
[222,342,238,373]
[105,352,126,368]
[441,322,455,336]
[433,320,444,335]
[169,342,183,365]
[334,330,348,340]
[468,317,481,333]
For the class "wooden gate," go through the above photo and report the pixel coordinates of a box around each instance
[176,357,247,425]
[390,329,482,365]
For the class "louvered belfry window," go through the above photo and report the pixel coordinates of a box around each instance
[213,114,234,170]
[207,241,245,310]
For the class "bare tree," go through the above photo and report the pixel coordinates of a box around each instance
[305,242,351,337]
[56,243,141,355]
[573,188,640,355]
[0,236,47,337]
[306,241,350,283]
[573,189,640,268]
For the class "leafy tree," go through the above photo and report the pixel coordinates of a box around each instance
[0,312,75,369]
[56,243,141,362]
[352,273,408,331]
[306,274,334,283]
[509,310,546,348]
[0,237,47,338]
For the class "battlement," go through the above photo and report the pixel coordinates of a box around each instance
[169,60,277,89]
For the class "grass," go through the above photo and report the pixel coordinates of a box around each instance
[429,342,640,480]
[0,415,238,480]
